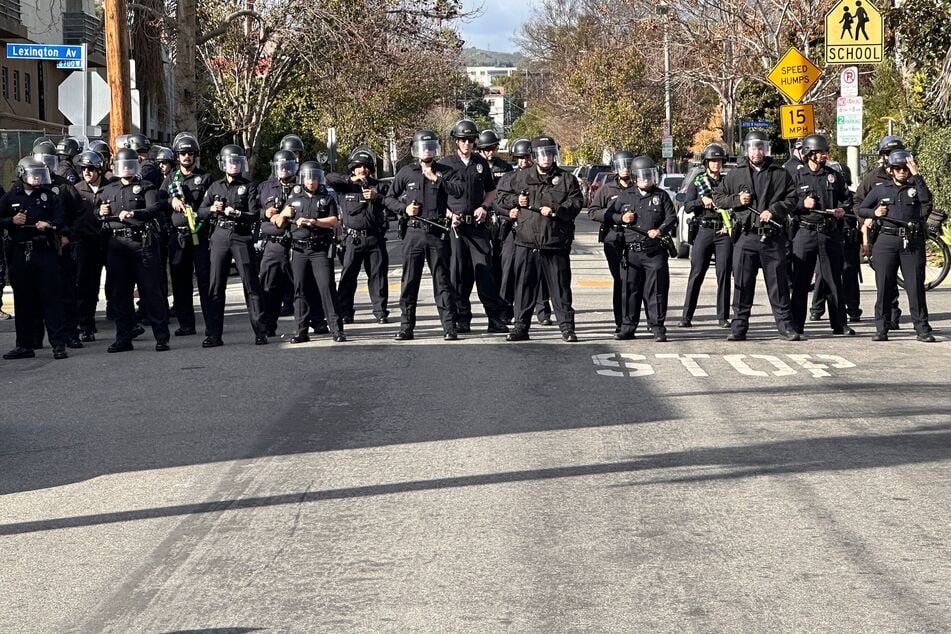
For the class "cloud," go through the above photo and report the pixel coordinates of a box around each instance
[459,0,531,52]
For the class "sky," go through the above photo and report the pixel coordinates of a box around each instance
[458,0,532,53]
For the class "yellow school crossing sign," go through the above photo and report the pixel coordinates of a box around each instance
[767,48,823,104]
[825,0,884,64]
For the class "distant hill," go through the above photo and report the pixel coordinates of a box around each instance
[460,47,527,68]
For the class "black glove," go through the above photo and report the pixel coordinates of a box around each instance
[926,210,947,233]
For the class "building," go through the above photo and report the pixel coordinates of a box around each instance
[466,66,518,89]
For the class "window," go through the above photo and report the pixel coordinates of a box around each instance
[24,73,30,104]
[2,67,7,99]
[13,70,19,101]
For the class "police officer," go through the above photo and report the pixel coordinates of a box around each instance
[858,150,937,342]
[88,140,114,179]
[124,133,163,188]
[605,156,677,342]
[783,139,805,179]
[384,129,465,340]
[154,146,176,179]
[285,161,346,343]
[96,148,171,352]
[328,148,390,324]
[713,130,799,341]
[198,145,268,347]
[34,139,84,349]
[852,135,909,328]
[789,134,854,336]
[0,158,68,360]
[679,143,732,328]
[440,119,509,334]
[163,133,213,337]
[54,137,82,184]
[73,150,113,342]
[258,149,301,336]
[497,135,583,342]
[494,138,553,326]
[280,134,305,162]
[0,181,8,321]
[478,130,514,307]
[589,150,635,331]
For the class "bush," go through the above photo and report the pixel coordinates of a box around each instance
[906,124,951,214]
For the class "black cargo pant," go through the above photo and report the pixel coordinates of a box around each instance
[812,236,862,320]
[501,231,550,322]
[259,238,293,334]
[107,234,170,344]
[731,231,795,337]
[168,228,211,333]
[8,242,66,349]
[291,243,342,336]
[400,225,456,333]
[450,222,506,326]
[619,243,669,335]
[338,233,388,320]
[206,228,267,339]
[791,226,846,333]
[681,226,732,323]
[512,245,574,333]
[76,235,107,334]
[871,233,930,336]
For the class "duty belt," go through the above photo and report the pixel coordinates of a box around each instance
[622,240,660,253]
[265,234,289,246]
[700,218,724,230]
[346,228,370,237]
[459,215,476,225]
[215,219,253,234]
[292,238,331,250]
[799,219,834,234]
[113,227,144,240]
[880,225,921,238]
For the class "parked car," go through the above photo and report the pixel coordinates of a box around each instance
[572,164,611,206]
[589,170,615,202]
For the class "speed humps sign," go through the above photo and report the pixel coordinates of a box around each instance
[825,0,884,64]
[767,48,823,104]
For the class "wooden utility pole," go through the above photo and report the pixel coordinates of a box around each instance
[104,0,132,150]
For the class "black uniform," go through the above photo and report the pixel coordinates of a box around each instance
[327,173,389,322]
[55,160,81,185]
[140,160,163,189]
[163,168,213,334]
[713,158,797,338]
[588,175,630,328]
[0,184,6,317]
[607,187,677,335]
[858,176,934,337]
[438,153,507,329]
[486,156,514,306]
[0,183,67,350]
[497,164,583,335]
[50,175,86,344]
[97,178,170,345]
[287,185,344,337]
[851,164,898,325]
[494,168,552,323]
[257,177,297,335]
[198,176,268,340]
[73,176,114,337]
[790,163,853,333]
[384,162,464,334]
[680,171,733,324]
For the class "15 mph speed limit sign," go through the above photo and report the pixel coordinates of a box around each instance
[780,104,816,139]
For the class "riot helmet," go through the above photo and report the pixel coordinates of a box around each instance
[55,137,81,159]
[272,149,299,180]
[510,138,532,159]
[612,150,636,175]
[280,134,305,155]
[87,139,112,163]
[878,135,904,156]
[154,146,175,164]
[411,130,441,162]
[16,157,51,187]
[348,148,376,173]
[172,133,200,155]
[742,130,771,162]
[218,144,248,175]
[701,144,728,163]
[299,161,325,190]
[632,155,658,188]
[32,140,59,173]
[450,119,479,140]
[127,133,151,153]
[75,150,104,172]
[531,136,559,169]
[801,134,830,155]
[476,130,501,150]
[113,148,141,179]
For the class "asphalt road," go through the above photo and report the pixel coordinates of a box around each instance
[2,222,950,633]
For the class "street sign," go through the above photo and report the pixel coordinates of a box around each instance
[56,60,83,70]
[840,66,859,97]
[741,120,772,128]
[780,104,816,139]
[5,43,83,61]
[836,96,864,146]
[825,0,883,64]
[767,47,823,104]
[58,71,110,126]
[661,136,673,159]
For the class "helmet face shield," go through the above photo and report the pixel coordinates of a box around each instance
[613,156,635,175]
[273,158,299,180]
[114,158,140,179]
[412,139,441,161]
[532,145,559,167]
[743,138,771,157]
[220,155,248,175]
[299,165,325,188]
[33,152,58,172]
[22,165,51,186]
[635,167,658,187]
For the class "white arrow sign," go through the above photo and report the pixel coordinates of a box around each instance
[58,71,110,126]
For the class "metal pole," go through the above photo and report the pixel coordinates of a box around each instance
[81,43,88,137]
[661,6,673,173]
